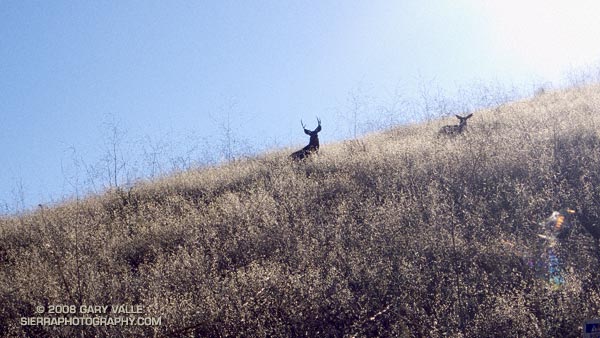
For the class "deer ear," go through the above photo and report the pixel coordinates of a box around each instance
[466,113,473,119]
[455,115,462,119]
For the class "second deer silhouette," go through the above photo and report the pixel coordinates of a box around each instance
[291,118,321,160]
[439,114,473,135]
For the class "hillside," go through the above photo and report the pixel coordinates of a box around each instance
[2,85,600,337]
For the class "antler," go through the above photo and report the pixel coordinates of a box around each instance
[313,117,322,133]
[301,119,306,130]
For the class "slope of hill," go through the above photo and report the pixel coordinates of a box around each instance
[2,85,600,337]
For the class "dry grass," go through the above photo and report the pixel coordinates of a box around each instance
[2,85,600,337]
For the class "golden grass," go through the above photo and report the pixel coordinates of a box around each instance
[2,84,600,337]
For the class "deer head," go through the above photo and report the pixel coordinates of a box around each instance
[456,113,473,130]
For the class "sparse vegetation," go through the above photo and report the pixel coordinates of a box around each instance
[2,84,600,337]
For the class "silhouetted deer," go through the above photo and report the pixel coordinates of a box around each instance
[291,118,321,160]
[439,114,473,135]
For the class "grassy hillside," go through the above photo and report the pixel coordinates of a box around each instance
[2,85,600,337]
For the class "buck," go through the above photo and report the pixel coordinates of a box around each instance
[439,114,473,135]
[291,118,321,160]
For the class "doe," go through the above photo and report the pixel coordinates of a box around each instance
[439,114,473,135]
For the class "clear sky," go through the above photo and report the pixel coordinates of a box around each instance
[2,0,600,213]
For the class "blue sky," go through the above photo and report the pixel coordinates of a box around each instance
[2,1,600,212]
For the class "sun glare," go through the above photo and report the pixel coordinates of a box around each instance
[474,0,600,81]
